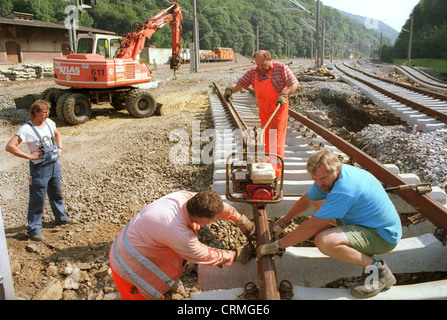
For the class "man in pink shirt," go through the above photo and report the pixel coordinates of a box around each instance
[109,189,254,300]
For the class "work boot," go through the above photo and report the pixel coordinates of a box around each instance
[56,217,78,225]
[350,260,396,298]
[30,233,45,241]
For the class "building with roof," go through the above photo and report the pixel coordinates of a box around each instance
[0,11,115,66]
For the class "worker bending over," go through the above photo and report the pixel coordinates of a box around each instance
[257,148,402,298]
[109,189,254,300]
[225,50,299,176]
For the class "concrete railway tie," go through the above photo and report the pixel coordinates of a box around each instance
[335,64,447,133]
[192,92,447,300]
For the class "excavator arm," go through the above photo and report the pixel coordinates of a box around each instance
[114,2,183,71]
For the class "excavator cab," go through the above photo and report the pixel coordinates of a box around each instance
[76,34,122,58]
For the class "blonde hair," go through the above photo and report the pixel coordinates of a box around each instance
[307,148,342,175]
[29,99,50,119]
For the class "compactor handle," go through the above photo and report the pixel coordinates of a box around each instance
[261,103,281,132]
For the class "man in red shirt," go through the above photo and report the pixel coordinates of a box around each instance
[225,50,299,176]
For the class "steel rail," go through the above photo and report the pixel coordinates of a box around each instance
[253,205,280,300]
[288,108,447,229]
[213,82,248,131]
[396,65,447,89]
[213,82,249,152]
[213,82,280,300]
[335,63,447,124]
[346,63,447,101]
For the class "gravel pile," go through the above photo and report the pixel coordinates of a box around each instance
[0,94,16,111]
[353,124,447,189]
[0,112,215,228]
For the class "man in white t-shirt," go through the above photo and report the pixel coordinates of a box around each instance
[5,100,75,241]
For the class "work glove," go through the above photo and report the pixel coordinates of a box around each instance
[234,246,254,265]
[276,92,287,107]
[224,87,233,102]
[235,215,255,240]
[256,240,280,261]
[272,216,290,238]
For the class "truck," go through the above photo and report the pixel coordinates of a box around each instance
[43,2,183,125]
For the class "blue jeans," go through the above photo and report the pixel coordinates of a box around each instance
[28,161,68,235]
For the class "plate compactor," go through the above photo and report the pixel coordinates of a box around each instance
[225,103,284,205]
[222,99,291,300]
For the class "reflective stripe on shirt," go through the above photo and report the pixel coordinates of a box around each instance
[112,223,176,299]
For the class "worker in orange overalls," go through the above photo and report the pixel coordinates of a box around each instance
[109,190,255,300]
[225,50,299,176]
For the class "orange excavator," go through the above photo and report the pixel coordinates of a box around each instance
[45,2,182,125]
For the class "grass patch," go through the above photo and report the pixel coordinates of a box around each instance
[393,58,447,74]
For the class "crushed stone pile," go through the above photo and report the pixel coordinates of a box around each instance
[353,124,447,189]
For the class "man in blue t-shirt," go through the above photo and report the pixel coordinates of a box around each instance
[256,148,402,298]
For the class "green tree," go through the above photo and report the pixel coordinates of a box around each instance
[6,0,395,59]
[392,0,447,60]
[0,0,14,16]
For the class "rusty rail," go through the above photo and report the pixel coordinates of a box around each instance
[395,65,447,90]
[335,63,447,124]
[213,82,248,137]
[213,82,280,300]
[213,82,250,162]
[348,63,447,101]
[288,109,447,230]
[253,205,280,300]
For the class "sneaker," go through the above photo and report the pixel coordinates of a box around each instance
[350,260,396,298]
[30,233,45,241]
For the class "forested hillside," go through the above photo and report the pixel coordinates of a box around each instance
[382,0,447,61]
[3,0,393,59]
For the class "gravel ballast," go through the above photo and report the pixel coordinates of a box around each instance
[0,60,446,300]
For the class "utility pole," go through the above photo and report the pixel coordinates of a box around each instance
[192,0,200,72]
[330,34,333,63]
[315,0,320,67]
[379,33,383,61]
[241,27,255,56]
[407,15,413,66]
[234,34,238,63]
[320,19,325,66]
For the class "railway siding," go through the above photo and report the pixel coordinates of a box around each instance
[334,62,447,132]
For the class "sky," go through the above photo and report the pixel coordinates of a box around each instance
[319,0,420,31]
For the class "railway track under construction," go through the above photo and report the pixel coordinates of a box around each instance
[191,81,447,300]
[394,64,447,93]
[334,62,447,132]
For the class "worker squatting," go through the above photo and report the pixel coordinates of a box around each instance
[169,122,280,165]
[177,303,270,317]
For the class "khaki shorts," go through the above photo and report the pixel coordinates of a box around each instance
[338,222,397,256]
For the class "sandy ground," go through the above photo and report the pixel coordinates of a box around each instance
[0,58,256,300]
